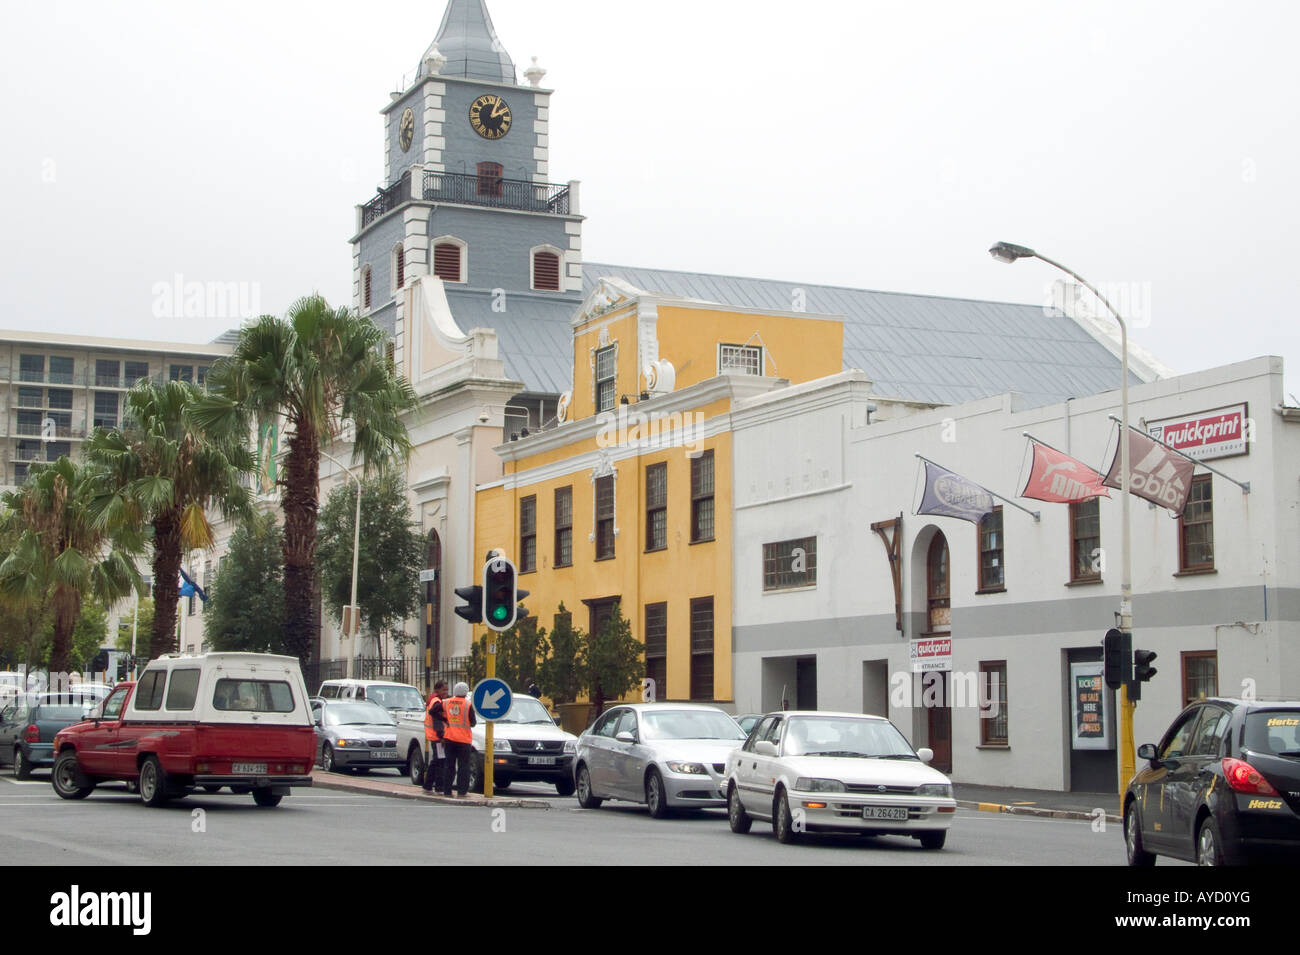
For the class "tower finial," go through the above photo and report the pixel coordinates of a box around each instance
[523,56,546,88]
[425,0,516,85]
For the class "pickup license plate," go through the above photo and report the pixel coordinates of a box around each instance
[232,763,266,774]
[527,756,556,766]
[862,806,908,820]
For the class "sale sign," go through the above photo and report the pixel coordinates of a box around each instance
[1146,403,1249,462]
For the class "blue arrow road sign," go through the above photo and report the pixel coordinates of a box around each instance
[472,678,513,721]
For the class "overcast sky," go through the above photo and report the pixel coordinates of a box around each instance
[3,0,1297,396]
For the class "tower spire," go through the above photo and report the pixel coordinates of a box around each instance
[424,0,516,85]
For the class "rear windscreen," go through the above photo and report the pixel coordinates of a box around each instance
[35,705,86,721]
[1245,712,1300,756]
[213,678,295,713]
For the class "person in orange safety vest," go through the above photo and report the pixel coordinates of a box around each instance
[421,680,449,793]
[431,681,476,796]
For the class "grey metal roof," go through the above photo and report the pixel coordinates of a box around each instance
[583,263,1142,408]
[444,288,577,395]
[429,0,515,85]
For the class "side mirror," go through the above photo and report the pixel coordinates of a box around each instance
[1137,743,1158,762]
[754,740,778,757]
[615,731,636,744]
[916,747,934,764]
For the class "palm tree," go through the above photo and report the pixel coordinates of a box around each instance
[86,379,255,659]
[0,458,142,675]
[193,295,416,668]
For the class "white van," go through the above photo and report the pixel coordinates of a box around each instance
[315,679,425,716]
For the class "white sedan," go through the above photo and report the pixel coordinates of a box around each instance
[724,711,957,848]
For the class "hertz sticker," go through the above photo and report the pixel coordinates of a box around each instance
[1266,718,1299,727]
[1247,799,1284,810]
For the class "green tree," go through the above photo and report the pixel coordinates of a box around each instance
[116,596,154,654]
[586,602,644,716]
[203,511,287,654]
[317,470,423,662]
[0,520,51,672]
[35,601,110,673]
[194,297,417,668]
[467,618,549,693]
[0,458,142,674]
[86,379,253,660]
[536,603,587,705]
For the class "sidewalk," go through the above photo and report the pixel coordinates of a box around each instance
[953,783,1122,823]
[309,769,1121,822]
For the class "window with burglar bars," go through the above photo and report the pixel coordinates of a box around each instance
[520,496,536,573]
[690,450,714,542]
[595,475,615,560]
[1181,651,1218,706]
[645,463,667,551]
[1179,474,1214,572]
[595,346,616,413]
[979,661,1008,745]
[1070,498,1101,582]
[645,602,667,702]
[554,486,573,568]
[763,537,817,590]
[689,597,714,701]
[719,343,762,376]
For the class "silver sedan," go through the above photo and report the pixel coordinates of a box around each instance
[311,699,405,773]
[573,703,747,818]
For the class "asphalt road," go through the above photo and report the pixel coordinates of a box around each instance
[0,771,1145,866]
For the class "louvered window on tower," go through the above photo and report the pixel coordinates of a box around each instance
[395,243,405,290]
[533,251,560,291]
[433,243,462,282]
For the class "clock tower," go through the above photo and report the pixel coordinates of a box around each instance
[350,0,583,392]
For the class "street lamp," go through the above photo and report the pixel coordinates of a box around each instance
[988,241,1136,798]
[321,450,363,680]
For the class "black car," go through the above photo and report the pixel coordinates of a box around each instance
[1124,698,1300,865]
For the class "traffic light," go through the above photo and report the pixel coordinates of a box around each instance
[1103,628,1132,691]
[482,557,518,632]
[515,587,530,624]
[454,584,483,625]
[1134,649,1158,683]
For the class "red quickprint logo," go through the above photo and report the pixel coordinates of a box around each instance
[1159,412,1242,450]
[916,639,951,658]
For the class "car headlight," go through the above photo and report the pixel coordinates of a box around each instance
[493,738,513,752]
[665,761,708,775]
[563,740,576,754]
[335,738,365,747]
[916,783,952,798]
[794,777,846,793]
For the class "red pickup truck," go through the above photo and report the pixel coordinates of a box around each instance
[51,652,316,808]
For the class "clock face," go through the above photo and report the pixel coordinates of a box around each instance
[469,94,512,140]
[399,108,415,152]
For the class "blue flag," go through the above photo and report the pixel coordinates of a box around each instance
[179,568,208,603]
[917,460,995,524]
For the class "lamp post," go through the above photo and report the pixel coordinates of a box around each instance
[321,450,363,680]
[989,242,1135,799]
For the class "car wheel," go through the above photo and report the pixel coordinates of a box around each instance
[773,787,799,844]
[14,747,32,780]
[252,788,282,808]
[919,830,947,850]
[1125,803,1156,866]
[321,744,336,773]
[494,777,512,791]
[728,783,752,834]
[1197,816,1225,866]
[468,753,484,794]
[51,751,94,800]
[408,747,425,787]
[138,756,170,808]
[645,768,670,819]
[575,763,602,809]
[554,777,576,797]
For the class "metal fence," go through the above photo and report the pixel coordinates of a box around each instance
[301,656,470,695]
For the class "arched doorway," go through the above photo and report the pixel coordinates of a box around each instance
[925,532,953,773]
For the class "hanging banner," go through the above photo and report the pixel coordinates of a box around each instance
[1021,440,1111,504]
[1070,662,1112,751]
[1102,425,1196,515]
[1146,403,1249,462]
[917,460,994,524]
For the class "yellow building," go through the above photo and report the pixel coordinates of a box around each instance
[473,277,843,704]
